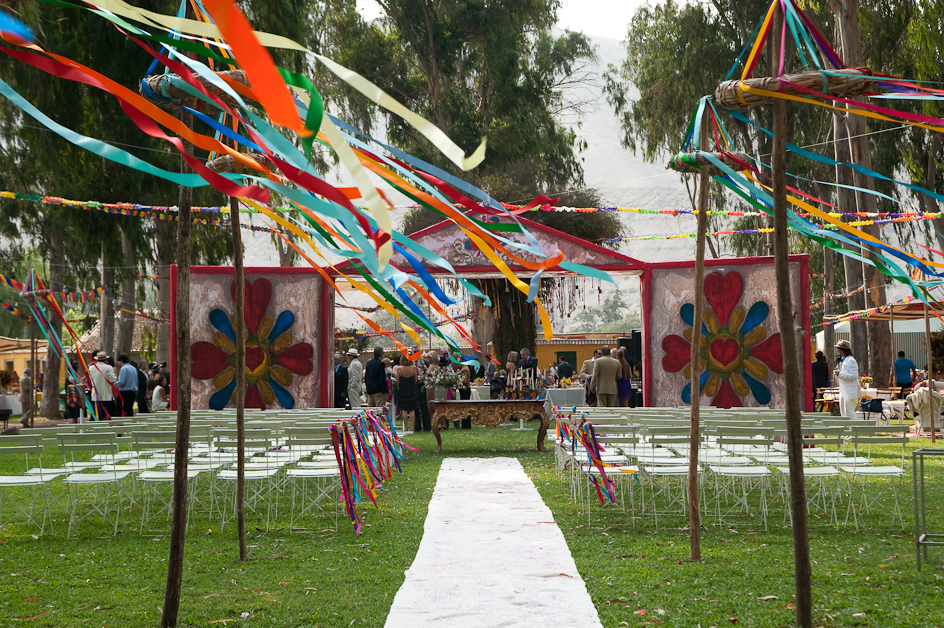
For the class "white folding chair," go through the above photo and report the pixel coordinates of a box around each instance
[839,425,909,529]
[0,434,55,536]
[58,433,132,537]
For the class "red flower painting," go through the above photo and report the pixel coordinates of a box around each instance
[661,271,783,408]
[191,278,313,410]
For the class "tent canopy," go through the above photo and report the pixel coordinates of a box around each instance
[824,300,944,323]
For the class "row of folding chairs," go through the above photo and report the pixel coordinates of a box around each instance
[1,407,393,538]
[554,414,909,532]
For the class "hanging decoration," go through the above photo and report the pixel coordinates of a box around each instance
[0,0,614,362]
[331,408,418,534]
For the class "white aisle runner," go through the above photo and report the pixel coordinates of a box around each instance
[384,457,603,628]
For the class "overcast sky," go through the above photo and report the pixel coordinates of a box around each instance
[355,0,650,41]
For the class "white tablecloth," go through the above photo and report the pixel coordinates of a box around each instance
[472,386,490,400]
[0,394,23,415]
[544,387,586,418]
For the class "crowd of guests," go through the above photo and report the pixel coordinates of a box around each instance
[66,350,171,420]
[812,341,927,418]
[578,346,637,408]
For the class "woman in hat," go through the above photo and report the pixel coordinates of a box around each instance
[833,339,860,419]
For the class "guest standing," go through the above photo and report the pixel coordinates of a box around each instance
[616,349,634,407]
[365,346,388,408]
[556,358,574,381]
[518,347,538,380]
[833,340,860,419]
[19,368,32,427]
[136,361,151,414]
[580,349,601,383]
[333,354,348,409]
[458,361,472,429]
[505,351,518,380]
[413,347,432,432]
[346,348,364,409]
[811,350,830,406]
[395,353,418,433]
[89,353,118,419]
[892,350,917,398]
[116,354,138,416]
[591,346,620,408]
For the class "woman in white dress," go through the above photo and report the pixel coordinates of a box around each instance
[149,378,168,410]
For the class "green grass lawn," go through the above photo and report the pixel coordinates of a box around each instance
[1,427,943,627]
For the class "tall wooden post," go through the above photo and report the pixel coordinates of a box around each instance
[770,6,812,627]
[29,318,36,428]
[161,108,194,628]
[230,195,248,560]
[889,310,896,388]
[687,116,709,563]
[925,296,936,443]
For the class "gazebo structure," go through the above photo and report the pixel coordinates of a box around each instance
[170,214,812,410]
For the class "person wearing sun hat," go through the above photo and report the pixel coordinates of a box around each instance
[833,339,860,419]
[346,347,364,409]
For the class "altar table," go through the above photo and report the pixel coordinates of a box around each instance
[427,399,549,453]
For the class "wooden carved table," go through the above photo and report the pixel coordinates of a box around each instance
[428,399,549,453]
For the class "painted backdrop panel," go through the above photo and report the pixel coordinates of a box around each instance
[183,268,332,410]
[648,259,807,409]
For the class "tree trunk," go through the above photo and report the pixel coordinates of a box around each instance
[833,114,866,357]
[771,7,812,627]
[231,196,248,561]
[100,243,116,356]
[115,228,136,359]
[687,118,709,562]
[926,300,937,443]
[816,182,837,357]
[919,131,944,253]
[161,108,194,628]
[830,0,891,380]
[40,236,65,420]
[471,300,496,355]
[156,220,174,365]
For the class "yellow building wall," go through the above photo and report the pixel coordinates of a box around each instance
[535,339,620,373]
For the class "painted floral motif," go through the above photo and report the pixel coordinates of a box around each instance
[661,271,783,408]
[191,278,313,410]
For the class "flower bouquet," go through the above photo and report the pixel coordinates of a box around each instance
[559,377,573,389]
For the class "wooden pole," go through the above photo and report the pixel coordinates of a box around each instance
[770,6,812,627]
[687,113,709,563]
[161,110,194,628]
[29,317,36,428]
[230,195,248,560]
[889,310,896,388]
[925,299,936,443]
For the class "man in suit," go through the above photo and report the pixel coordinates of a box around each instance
[590,346,620,408]
[580,349,602,383]
[518,347,538,379]
[333,353,348,408]
[556,358,574,381]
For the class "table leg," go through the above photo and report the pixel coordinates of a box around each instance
[536,414,548,452]
[429,401,442,453]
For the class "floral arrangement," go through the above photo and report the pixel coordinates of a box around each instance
[473,377,485,385]
[426,366,465,390]
[559,377,573,389]
[859,375,873,387]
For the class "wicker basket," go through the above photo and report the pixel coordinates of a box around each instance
[714,68,874,109]
[140,69,249,108]
[667,151,751,175]
[206,152,275,174]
